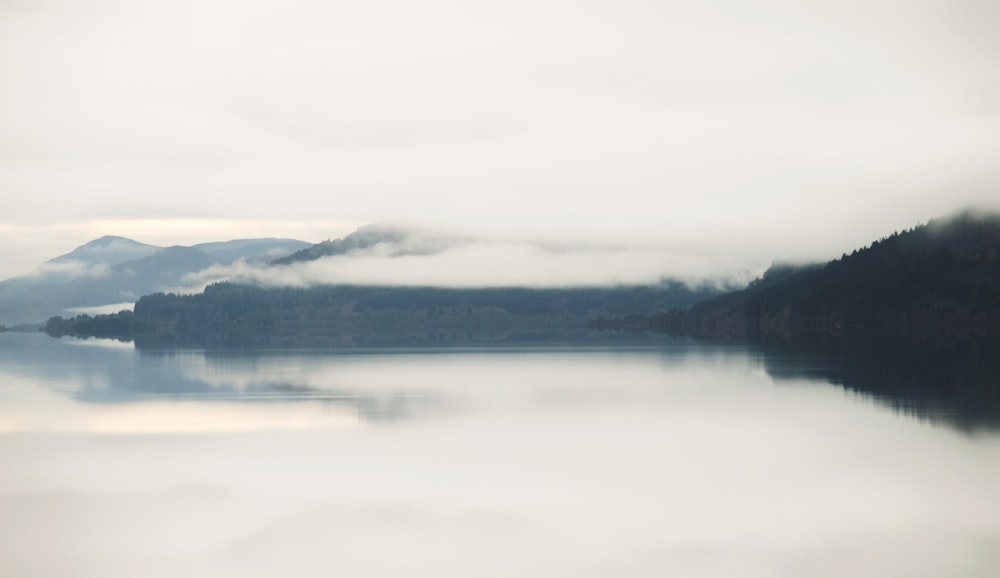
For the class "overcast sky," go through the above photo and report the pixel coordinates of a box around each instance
[2,0,999,282]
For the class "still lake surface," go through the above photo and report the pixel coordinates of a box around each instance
[1,331,999,577]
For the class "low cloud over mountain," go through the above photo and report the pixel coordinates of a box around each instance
[180,224,756,293]
[2,224,762,327]
[0,237,310,325]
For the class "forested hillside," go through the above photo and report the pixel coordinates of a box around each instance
[651,211,1000,341]
[43,211,1000,346]
[45,282,718,348]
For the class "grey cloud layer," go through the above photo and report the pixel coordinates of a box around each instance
[2,0,999,281]
[179,237,753,292]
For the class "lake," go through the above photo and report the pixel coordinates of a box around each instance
[1,331,999,577]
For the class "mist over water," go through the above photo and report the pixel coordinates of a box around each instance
[1,333,999,577]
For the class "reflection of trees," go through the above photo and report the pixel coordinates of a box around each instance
[755,338,1000,431]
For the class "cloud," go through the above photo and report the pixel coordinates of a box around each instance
[177,234,756,293]
[64,302,135,316]
[30,260,112,280]
[2,0,999,282]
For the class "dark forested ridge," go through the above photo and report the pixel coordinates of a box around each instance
[649,211,1000,341]
[45,282,718,348]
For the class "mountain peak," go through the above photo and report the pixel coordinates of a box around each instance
[49,236,162,266]
[89,235,145,246]
[0,235,310,325]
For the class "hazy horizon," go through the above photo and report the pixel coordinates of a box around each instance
[7,207,999,296]
[3,4,1000,574]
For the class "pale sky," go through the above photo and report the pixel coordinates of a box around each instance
[2,0,999,282]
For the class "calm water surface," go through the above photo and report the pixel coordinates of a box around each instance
[1,332,999,577]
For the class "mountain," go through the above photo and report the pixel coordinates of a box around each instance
[650,210,1000,341]
[111,246,220,293]
[195,238,315,265]
[272,224,464,265]
[48,235,161,269]
[0,236,310,326]
[36,209,1000,345]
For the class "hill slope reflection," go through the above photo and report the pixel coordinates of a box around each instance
[3,333,999,433]
[755,338,1000,431]
[3,334,1000,578]
[0,334,443,432]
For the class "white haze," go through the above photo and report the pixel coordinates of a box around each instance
[64,302,136,316]
[28,261,112,281]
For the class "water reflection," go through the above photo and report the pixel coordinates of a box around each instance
[2,333,1000,578]
[0,334,444,432]
[1,333,999,433]
[751,338,1000,431]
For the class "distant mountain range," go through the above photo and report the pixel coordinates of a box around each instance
[0,224,485,326]
[22,208,1000,346]
[0,236,310,325]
